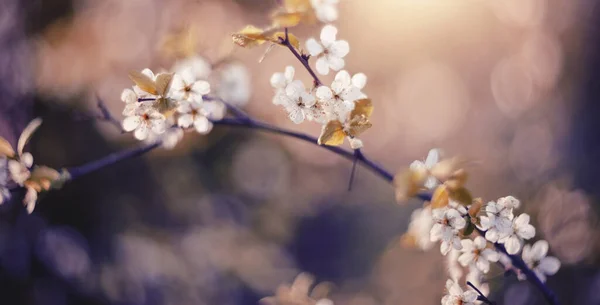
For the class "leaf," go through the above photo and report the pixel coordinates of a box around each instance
[449,187,473,206]
[17,118,42,156]
[462,219,475,236]
[0,137,15,157]
[399,233,417,248]
[393,169,426,203]
[350,98,374,118]
[430,157,464,182]
[271,11,304,28]
[271,32,301,50]
[128,70,158,95]
[283,0,311,12]
[346,120,372,138]
[155,73,173,96]
[468,198,483,224]
[232,25,269,48]
[430,185,450,209]
[317,120,345,146]
[445,168,468,190]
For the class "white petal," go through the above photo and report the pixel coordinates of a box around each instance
[538,257,560,275]
[189,92,204,104]
[460,239,474,251]
[122,116,141,132]
[448,280,462,296]
[270,72,286,89]
[301,92,316,107]
[287,106,305,124]
[170,74,186,91]
[285,80,305,100]
[522,243,534,263]
[316,86,333,101]
[458,252,474,267]
[320,25,338,46]
[193,117,212,134]
[141,68,155,80]
[514,213,530,227]
[315,56,330,75]
[481,249,499,262]
[191,80,210,95]
[330,40,349,58]
[24,187,37,214]
[504,236,521,255]
[334,70,351,85]
[134,124,149,140]
[351,73,367,89]
[21,152,33,168]
[340,86,361,102]
[534,270,547,283]
[462,290,478,303]
[203,101,226,120]
[121,89,137,104]
[327,55,345,71]
[306,38,324,56]
[452,237,462,250]
[348,137,363,149]
[284,66,295,82]
[440,241,451,255]
[531,240,549,261]
[178,114,194,128]
[430,223,443,241]
[485,228,499,243]
[473,236,486,249]
[476,257,490,273]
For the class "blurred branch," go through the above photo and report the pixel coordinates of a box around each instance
[94,94,125,133]
[466,281,495,305]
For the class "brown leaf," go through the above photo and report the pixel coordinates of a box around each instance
[0,137,15,157]
[232,25,269,48]
[430,185,450,209]
[317,120,345,146]
[271,11,305,27]
[449,187,473,206]
[393,169,426,203]
[350,98,374,118]
[468,198,483,224]
[400,233,417,248]
[445,168,468,190]
[283,0,312,12]
[430,157,463,182]
[154,73,173,96]
[128,70,158,95]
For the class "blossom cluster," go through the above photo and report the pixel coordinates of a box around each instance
[0,119,63,213]
[400,149,561,304]
[270,24,370,149]
[119,56,250,149]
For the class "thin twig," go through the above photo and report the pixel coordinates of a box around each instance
[95,94,125,133]
[282,28,322,86]
[466,281,495,305]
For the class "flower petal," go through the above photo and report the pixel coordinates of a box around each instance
[193,117,212,134]
[192,80,211,95]
[351,73,367,89]
[330,40,349,58]
[122,116,141,132]
[315,56,330,75]
[320,24,338,46]
[504,236,521,255]
[538,257,560,275]
[327,55,345,71]
[306,38,324,56]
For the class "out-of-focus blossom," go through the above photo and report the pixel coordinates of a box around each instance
[310,0,339,23]
[521,240,560,283]
[441,279,477,305]
[306,25,349,75]
[169,68,211,104]
[177,100,213,134]
[458,236,499,274]
[405,206,435,251]
[216,63,251,106]
[409,148,441,190]
[171,55,211,80]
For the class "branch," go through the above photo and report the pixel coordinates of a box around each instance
[466,281,495,305]
[282,28,322,86]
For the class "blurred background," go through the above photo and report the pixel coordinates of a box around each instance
[1,0,600,304]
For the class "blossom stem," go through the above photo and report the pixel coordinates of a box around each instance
[466,281,495,305]
[66,142,161,180]
[282,28,322,86]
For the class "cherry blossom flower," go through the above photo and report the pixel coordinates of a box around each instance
[441,279,478,305]
[478,199,516,243]
[146,127,184,150]
[430,207,466,255]
[458,236,499,273]
[410,148,441,190]
[271,66,296,105]
[310,0,339,23]
[521,240,561,283]
[169,68,211,104]
[447,249,463,281]
[315,71,362,122]
[0,157,10,204]
[466,269,489,297]
[171,55,211,80]
[121,88,140,116]
[305,25,349,75]
[122,105,167,141]
[497,195,520,210]
[216,63,251,106]
[499,213,536,255]
[177,101,213,134]
[406,206,435,251]
[281,80,317,124]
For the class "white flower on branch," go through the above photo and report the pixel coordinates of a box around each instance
[410,148,442,190]
[177,101,213,134]
[147,127,184,150]
[282,80,317,124]
[315,70,362,122]
[407,206,435,251]
[310,0,339,23]
[271,66,296,106]
[478,200,515,243]
[466,269,489,297]
[169,68,211,104]
[521,240,560,283]
[441,279,478,305]
[430,207,466,255]
[499,213,536,255]
[458,236,499,274]
[122,105,167,141]
[306,25,349,75]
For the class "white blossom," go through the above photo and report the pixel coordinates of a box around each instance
[146,127,184,150]
[121,88,140,116]
[407,207,435,251]
[447,249,463,281]
[410,148,441,190]
[497,195,520,210]
[430,207,466,255]
[216,63,251,106]
[522,240,560,283]
[171,56,212,80]
[271,66,296,106]
[348,137,363,150]
[177,101,213,134]
[8,152,33,185]
[466,269,489,297]
[169,68,211,104]
[305,25,349,75]
[498,213,536,255]
[477,199,516,243]
[282,80,317,124]
[0,157,10,204]
[122,105,167,141]
[458,236,499,273]
[24,186,37,214]
[310,0,339,23]
[315,70,361,122]
[441,279,478,305]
